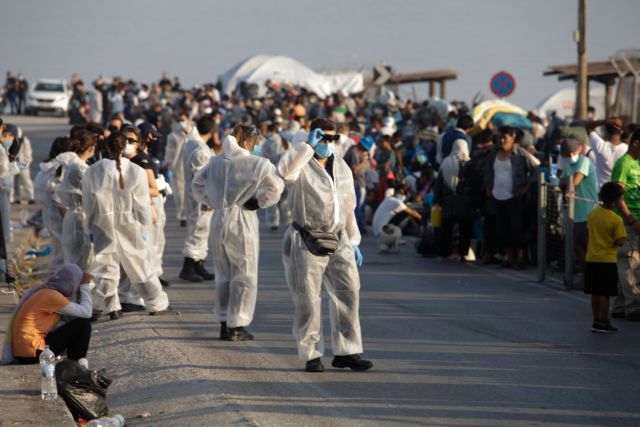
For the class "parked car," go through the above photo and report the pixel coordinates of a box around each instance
[25,79,71,115]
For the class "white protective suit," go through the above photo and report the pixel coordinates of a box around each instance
[278,135,364,362]
[12,132,34,202]
[261,132,291,229]
[182,134,213,261]
[82,157,169,313]
[56,154,93,270]
[33,152,77,269]
[0,145,21,248]
[192,135,284,328]
[164,126,191,221]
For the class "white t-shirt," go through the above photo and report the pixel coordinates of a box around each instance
[492,157,514,200]
[588,131,628,188]
[372,197,407,236]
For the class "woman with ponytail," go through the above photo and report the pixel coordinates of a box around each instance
[82,132,170,320]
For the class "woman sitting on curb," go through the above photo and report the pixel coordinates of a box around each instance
[1,264,93,366]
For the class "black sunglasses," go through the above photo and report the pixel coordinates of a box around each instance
[321,134,340,142]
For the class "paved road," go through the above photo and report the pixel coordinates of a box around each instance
[8,116,640,426]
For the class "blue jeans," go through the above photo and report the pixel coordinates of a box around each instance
[354,186,366,232]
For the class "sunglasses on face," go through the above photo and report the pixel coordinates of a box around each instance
[321,134,340,142]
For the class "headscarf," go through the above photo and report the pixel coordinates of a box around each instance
[1,264,83,364]
[440,139,470,192]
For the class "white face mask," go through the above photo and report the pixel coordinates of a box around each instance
[396,195,406,203]
[569,154,579,165]
[124,144,135,156]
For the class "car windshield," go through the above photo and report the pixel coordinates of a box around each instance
[34,82,64,92]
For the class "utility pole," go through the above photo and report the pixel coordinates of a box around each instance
[575,0,588,119]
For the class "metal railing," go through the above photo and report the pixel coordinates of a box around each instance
[536,171,575,289]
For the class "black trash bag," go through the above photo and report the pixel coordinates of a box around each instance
[55,359,112,421]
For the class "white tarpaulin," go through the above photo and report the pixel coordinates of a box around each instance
[219,55,364,98]
[534,86,605,120]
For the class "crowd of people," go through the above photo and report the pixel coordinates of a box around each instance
[1,71,639,373]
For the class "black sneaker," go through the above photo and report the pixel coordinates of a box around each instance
[227,327,254,341]
[270,226,278,231]
[179,257,204,282]
[305,357,324,372]
[159,277,170,288]
[591,322,618,333]
[121,303,145,312]
[109,310,123,321]
[332,354,373,371]
[180,220,187,227]
[220,322,229,340]
[194,260,215,281]
[90,310,104,322]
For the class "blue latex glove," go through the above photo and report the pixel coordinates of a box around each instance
[353,245,363,267]
[141,232,148,241]
[307,128,324,148]
[165,170,174,183]
[17,162,28,171]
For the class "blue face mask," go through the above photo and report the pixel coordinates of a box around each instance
[315,142,334,159]
[253,144,263,156]
[1,139,12,150]
[179,121,188,131]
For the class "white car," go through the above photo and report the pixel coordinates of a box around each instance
[26,79,71,115]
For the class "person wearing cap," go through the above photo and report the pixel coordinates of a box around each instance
[611,128,640,321]
[164,111,193,227]
[484,126,539,269]
[344,135,374,233]
[560,136,598,288]
[584,118,628,188]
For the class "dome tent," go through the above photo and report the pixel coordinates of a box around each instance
[219,55,364,98]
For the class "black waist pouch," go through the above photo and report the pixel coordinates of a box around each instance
[292,222,340,256]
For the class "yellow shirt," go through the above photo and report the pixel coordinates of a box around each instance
[12,289,69,357]
[586,206,626,263]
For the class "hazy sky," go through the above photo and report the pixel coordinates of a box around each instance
[2,0,638,108]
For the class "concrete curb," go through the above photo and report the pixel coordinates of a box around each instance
[0,206,76,426]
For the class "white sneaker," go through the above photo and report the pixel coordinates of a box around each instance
[78,358,89,369]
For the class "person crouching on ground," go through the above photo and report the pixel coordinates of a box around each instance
[585,182,626,333]
[2,264,92,366]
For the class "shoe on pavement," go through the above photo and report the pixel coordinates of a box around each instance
[305,357,324,372]
[159,277,170,288]
[121,303,145,312]
[109,310,123,321]
[180,220,187,227]
[270,226,278,231]
[591,322,618,333]
[220,322,229,340]
[149,306,174,316]
[179,257,204,282]
[625,311,640,321]
[611,311,625,319]
[227,327,254,341]
[332,354,373,371]
[90,310,104,322]
[194,260,215,281]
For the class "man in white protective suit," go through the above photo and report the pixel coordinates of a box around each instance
[278,118,373,373]
[192,125,284,341]
[82,132,169,319]
[164,110,193,227]
[179,115,216,282]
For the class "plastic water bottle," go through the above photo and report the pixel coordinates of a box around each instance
[39,346,57,400]
[87,414,125,427]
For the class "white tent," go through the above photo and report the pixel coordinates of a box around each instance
[219,55,364,98]
[534,86,605,120]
